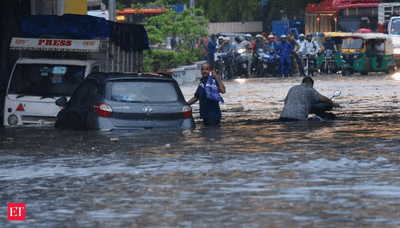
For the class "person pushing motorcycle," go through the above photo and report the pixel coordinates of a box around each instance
[279,77,335,122]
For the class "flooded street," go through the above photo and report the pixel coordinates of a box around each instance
[1,74,400,227]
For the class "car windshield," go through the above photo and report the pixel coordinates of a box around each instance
[342,37,364,49]
[105,80,179,103]
[390,18,400,35]
[8,64,86,97]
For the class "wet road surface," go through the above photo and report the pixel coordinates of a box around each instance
[1,74,400,227]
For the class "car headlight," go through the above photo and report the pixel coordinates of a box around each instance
[394,48,400,55]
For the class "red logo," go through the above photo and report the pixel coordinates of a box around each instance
[8,203,26,221]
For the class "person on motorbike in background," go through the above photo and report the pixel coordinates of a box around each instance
[288,34,301,76]
[299,34,319,73]
[242,34,253,53]
[276,35,293,77]
[321,34,337,53]
[219,37,234,79]
[250,34,265,77]
[231,36,244,76]
[216,36,225,51]
[232,36,244,55]
[251,34,265,53]
[207,34,217,70]
[242,34,253,77]
[266,34,278,54]
[296,33,306,47]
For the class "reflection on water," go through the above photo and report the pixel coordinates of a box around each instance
[1,75,400,227]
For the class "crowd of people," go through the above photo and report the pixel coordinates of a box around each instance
[198,32,341,78]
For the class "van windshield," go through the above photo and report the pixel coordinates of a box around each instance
[390,18,400,35]
[342,37,364,49]
[8,64,86,97]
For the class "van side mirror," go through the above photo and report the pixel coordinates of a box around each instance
[55,97,67,107]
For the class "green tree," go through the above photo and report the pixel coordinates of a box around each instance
[194,0,325,23]
[135,0,210,71]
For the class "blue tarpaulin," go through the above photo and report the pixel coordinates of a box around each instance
[19,14,149,52]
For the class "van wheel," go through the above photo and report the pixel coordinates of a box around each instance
[342,68,351,76]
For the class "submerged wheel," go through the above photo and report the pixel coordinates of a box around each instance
[386,66,395,75]
[304,66,308,76]
[342,68,351,76]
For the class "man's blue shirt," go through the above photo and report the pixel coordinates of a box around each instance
[323,40,335,51]
[277,42,293,57]
[207,39,217,54]
[221,43,233,58]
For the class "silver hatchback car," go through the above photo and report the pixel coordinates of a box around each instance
[55,72,195,130]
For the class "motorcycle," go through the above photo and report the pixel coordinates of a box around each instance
[301,53,317,76]
[319,50,337,75]
[214,52,227,79]
[254,48,279,77]
[232,48,249,78]
[308,90,341,121]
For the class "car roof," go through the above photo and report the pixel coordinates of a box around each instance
[85,72,176,84]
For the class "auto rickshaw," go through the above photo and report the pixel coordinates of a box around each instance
[335,33,395,76]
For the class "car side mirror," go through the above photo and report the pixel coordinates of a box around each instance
[55,97,68,107]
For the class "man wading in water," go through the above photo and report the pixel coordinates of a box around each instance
[188,63,226,126]
[279,77,334,122]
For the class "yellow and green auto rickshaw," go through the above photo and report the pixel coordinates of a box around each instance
[335,33,395,76]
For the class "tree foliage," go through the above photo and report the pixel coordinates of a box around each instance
[196,0,262,23]
[116,0,325,23]
[129,0,209,71]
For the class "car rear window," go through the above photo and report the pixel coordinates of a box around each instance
[105,80,180,103]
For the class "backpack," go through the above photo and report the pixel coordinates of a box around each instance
[312,41,317,51]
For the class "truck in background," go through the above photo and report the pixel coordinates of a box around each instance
[4,14,149,126]
[271,19,305,39]
[378,3,400,67]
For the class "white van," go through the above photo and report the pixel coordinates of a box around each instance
[4,58,99,126]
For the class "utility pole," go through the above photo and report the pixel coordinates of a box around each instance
[108,0,116,22]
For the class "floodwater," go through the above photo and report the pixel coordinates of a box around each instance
[1,74,400,227]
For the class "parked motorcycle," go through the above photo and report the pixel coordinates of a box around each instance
[308,90,341,121]
[232,48,249,78]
